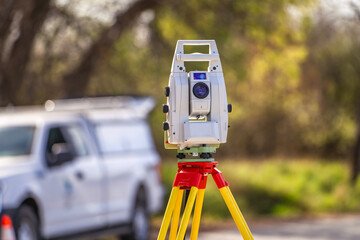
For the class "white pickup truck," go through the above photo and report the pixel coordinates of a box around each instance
[0,97,164,240]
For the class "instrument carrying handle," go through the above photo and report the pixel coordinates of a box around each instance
[171,40,222,72]
[176,40,219,54]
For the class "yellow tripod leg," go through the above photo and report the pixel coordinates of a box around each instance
[228,188,253,237]
[219,186,254,240]
[190,188,205,240]
[169,189,184,240]
[176,186,198,240]
[157,186,180,240]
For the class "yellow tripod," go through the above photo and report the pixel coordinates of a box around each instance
[157,160,254,240]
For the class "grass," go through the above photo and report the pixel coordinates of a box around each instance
[160,158,360,220]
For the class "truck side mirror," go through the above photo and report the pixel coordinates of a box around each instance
[50,143,74,166]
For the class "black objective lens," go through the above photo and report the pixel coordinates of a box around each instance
[193,82,209,99]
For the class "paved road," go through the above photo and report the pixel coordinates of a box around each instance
[197,215,360,240]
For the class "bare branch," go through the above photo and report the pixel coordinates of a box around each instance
[350,2,360,22]
[62,0,161,98]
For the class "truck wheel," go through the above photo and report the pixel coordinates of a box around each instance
[122,189,149,240]
[15,205,40,240]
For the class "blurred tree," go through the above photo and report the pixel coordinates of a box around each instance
[0,0,50,105]
[0,0,161,105]
[62,0,160,98]
[301,2,360,180]
[349,2,360,182]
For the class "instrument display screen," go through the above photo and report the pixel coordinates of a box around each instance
[193,73,206,80]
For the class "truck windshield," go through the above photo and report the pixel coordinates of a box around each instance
[0,126,35,156]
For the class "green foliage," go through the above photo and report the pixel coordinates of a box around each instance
[299,18,360,156]
[161,159,360,219]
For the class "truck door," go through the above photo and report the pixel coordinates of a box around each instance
[94,122,141,224]
[40,124,106,237]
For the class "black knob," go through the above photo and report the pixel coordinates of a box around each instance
[165,87,170,97]
[163,104,169,113]
[176,153,185,159]
[163,122,169,131]
[228,104,232,113]
[200,153,210,159]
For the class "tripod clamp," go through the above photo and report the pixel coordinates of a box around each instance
[176,146,217,161]
[174,161,228,191]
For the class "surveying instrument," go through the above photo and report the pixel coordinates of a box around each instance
[158,40,254,240]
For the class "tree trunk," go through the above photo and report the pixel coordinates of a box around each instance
[352,129,360,183]
[0,0,51,106]
[0,0,16,59]
[62,0,160,98]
